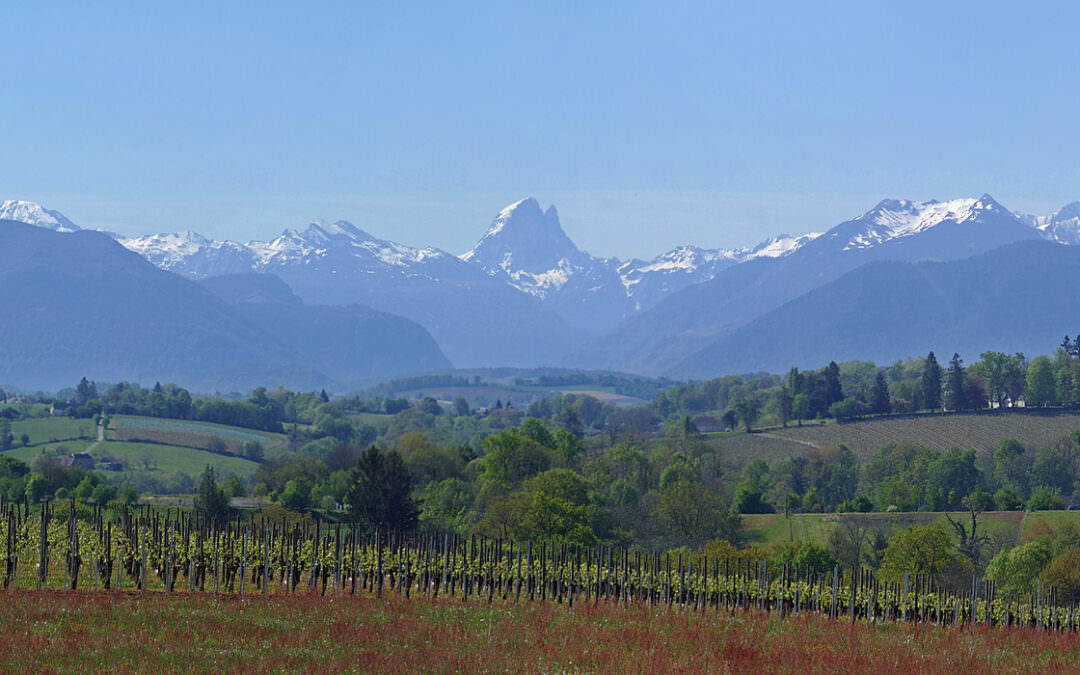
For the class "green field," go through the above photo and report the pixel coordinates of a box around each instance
[90,440,258,478]
[2,439,96,465]
[110,416,289,457]
[10,417,97,445]
[347,412,394,429]
[710,410,1080,466]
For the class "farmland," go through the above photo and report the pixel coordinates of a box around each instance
[2,592,1079,673]
[110,415,289,457]
[10,417,97,445]
[711,409,1080,466]
[90,441,258,478]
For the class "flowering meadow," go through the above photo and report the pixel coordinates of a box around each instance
[4,590,1080,673]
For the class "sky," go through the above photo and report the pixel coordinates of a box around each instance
[3,1,1080,259]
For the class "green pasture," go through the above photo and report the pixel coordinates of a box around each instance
[110,415,289,456]
[90,441,258,478]
[10,417,97,445]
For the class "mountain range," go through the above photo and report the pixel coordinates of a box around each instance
[2,194,1079,389]
[0,215,448,392]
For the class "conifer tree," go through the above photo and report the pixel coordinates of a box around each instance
[946,353,966,410]
[922,352,942,411]
[870,369,891,414]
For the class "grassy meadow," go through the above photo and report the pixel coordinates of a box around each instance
[110,415,289,457]
[3,591,1079,673]
[10,417,97,445]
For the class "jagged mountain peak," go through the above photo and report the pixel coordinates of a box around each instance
[0,200,80,232]
[462,197,585,273]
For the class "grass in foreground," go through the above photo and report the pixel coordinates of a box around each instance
[2,591,1079,673]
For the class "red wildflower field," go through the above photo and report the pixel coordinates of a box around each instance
[2,591,1079,673]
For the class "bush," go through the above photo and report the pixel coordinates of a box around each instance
[1028,485,1065,511]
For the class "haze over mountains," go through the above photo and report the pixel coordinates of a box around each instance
[2,194,1079,390]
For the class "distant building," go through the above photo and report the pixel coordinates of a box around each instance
[99,457,125,471]
[50,402,69,417]
[57,453,96,470]
[692,415,722,433]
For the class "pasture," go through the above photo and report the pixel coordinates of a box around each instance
[109,415,289,457]
[10,417,96,445]
[90,440,258,478]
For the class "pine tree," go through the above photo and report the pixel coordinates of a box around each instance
[870,370,891,414]
[946,353,966,411]
[346,446,418,532]
[194,465,230,526]
[824,361,843,406]
[922,352,942,411]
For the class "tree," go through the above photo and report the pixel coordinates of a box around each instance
[945,353,966,411]
[879,523,963,585]
[419,397,442,415]
[733,395,760,432]
[921,352,942,411]
[1026,355,1057,407]
[792,394,809,426]
[25,473,47,503]
[944,492,992,567]
[242,441,265,461]
[870,369,890,415]
[194,465,230,525]
[1041,546,1080,603]
[280,478,313,511]
[824,361,843,407]
[74,377,97,406]
[986,540,1054,597]
[1027,485,1065,511]
[346,446,418,531]
[778,388,793,427]
[653,480,742,547]
[452,397,470,417]
[827,516,874,568]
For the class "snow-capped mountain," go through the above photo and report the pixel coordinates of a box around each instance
[0,200,80,232]
[460,198,822,327]
[1020,202,1080,246]
[5,193,1075,374]
[567,193,1046,376]
[118,218,457,282]
[821,194,1019,254]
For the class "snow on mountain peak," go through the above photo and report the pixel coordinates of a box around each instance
[462,197,582,273]
[841,195,1005,251]
[0,200,80,232]
[304,218,371,243]
[1024,201,1080,245]
[742,232,823,258]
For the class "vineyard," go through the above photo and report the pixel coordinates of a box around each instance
[714,409,1080,465]
[3,500,1080,635]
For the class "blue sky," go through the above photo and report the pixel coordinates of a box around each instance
[3,1,1079,258]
